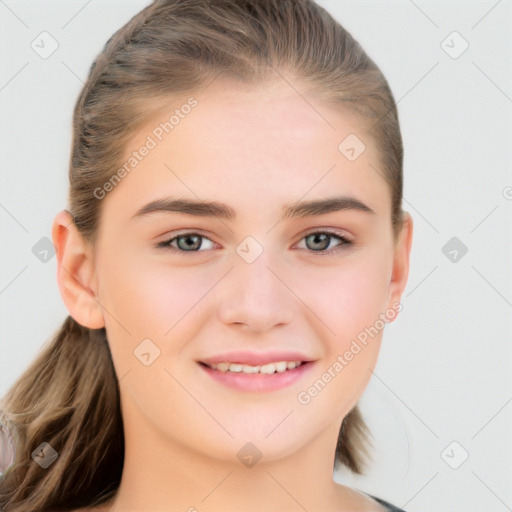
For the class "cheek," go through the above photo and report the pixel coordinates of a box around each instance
[292,254,392,423]
[96,250,217,353]
[295,251,392,350]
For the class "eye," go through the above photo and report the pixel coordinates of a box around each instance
[156,232,216,252]
[295,230,352,254]
[156,230,352,255]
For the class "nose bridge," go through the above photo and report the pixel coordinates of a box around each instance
[217,242,294,331]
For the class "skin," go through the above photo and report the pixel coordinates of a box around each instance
[53,76,413,512]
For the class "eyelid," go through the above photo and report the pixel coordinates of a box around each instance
[155,229,217,251]
[294,228,353,253]
[155,228,353,254]
[300,227,352,242]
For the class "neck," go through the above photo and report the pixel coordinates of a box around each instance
[107,403,355,512]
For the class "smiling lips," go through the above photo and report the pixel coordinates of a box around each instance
[206,360,303,374]
[198,350,315,392]
[200,350,314,367]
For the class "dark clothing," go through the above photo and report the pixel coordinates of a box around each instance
[368,493,407,511]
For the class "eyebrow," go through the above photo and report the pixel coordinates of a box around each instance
[131,195,375,222]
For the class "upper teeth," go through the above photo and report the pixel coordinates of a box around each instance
[210,361,302,374]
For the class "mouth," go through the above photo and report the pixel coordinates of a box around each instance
[196,357,315,392]
[199,360,307,374]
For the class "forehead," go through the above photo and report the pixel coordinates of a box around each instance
[105,77,390,223]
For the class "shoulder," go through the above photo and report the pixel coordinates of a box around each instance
[335,485,404,512]
[366,494,408,512]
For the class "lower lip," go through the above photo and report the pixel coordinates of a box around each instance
[198,362,315,392]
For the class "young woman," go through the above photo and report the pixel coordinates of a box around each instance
[0,1,413,510]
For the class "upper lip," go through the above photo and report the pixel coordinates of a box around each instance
[199,350,315,367]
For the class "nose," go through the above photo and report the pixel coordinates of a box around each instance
[217,251,295,333]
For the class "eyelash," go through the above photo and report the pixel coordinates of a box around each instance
[156,230,353,255]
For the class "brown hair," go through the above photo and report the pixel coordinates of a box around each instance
[0,0,404,510]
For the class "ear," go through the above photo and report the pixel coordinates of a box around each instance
[51,210,105,329]
[386,212,413,320]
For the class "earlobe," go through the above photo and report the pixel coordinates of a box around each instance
[51,210,105,329]
[386,212,413,318]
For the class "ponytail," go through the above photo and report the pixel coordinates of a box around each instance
[335,405,373,474]
[0,316,123,511]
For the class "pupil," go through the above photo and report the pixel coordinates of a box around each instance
[179,235,200,250]
[308,233,328,251]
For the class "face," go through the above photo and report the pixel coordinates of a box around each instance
[81,78,410,464]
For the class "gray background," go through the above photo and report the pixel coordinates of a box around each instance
[1,1,511,510]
